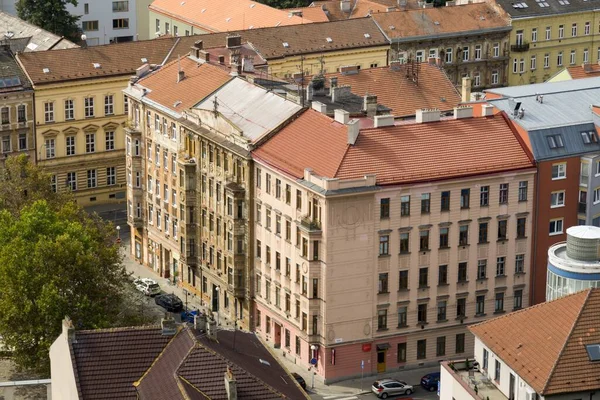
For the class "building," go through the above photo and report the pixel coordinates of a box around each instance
[177,18,390,78]
[548,62,600,81]
[489,0,600,86]
[50,317,308,399]
[67,0,154,45]
[16,37,182,207]
[485,77,600,304]
[0,10,77,52]
[309,0,403,21]
[148,0,313,38]
[547,225,600,301]
[252,104,535,382]
[0,48,34,164]
[0,0,16,15]
[371,3,511,89]
[440,288,600,400]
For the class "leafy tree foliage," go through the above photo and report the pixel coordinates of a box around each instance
[255,0,313,9]
[16,0,81,42]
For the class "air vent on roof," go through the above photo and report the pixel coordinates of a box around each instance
[201,8,206,12]
[180,1,185,4]
[250,3,255,7]
[226,17,231,22]
[259,359,271,366]
[586,344,600,361]
[389,25,395,30]
[92,63,101,69]
[364,33,371,38]
[4,31,13,39]
[141,57,148,63]
[26,43,38,51]
[434,21,440,25]
[282,42,289,48]
[42,68,50,74]
[173,100,182,108]
[326,37,333,43]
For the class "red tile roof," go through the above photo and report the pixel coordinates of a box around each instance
[566,64,600,79]
[138,57,231,112]
[284,6,330,22]
[253,110,534,185]
[324,63,461,117]
[470,289,600,396]
[311,0,393,21]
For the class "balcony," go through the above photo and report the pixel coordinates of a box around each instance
[444,360,508,400]
[510,42,530,52]
[299,216,321,232]
[579,202,587,214]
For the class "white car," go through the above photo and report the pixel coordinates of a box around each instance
[133,278,161,296]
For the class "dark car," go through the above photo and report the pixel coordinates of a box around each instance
[291,372,306,390]
[421,371,441,392]
[154,293,183,313]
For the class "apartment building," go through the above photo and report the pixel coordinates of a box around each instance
[0,11,77,52]
[485,77,600,304]
[372,3,511,90]
[17,37,181,207]
[252,105,535,382]
[489,0,600,85]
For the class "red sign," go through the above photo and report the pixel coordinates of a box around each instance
[362,343,372,352]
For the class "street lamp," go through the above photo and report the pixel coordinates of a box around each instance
[214,286,220,326]
[310,345,317,389]
[116,225,121,244]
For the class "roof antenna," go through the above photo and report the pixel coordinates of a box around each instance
[177,54,185,82]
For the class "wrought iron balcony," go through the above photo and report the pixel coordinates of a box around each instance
[510,42,530,52]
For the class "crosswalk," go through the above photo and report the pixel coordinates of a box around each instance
[322,395,360,400]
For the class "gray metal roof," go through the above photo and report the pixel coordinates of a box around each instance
[194,77,302,143]
[486,76,600,98]
[493,0,598,19]
[528,123,600,161]
[0,10,78,52]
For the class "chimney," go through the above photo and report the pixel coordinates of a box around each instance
[242,57,254,72]
[225,366,238,400]
[461,77,472,103]
[347,119,360,145]
[416,108,441,123]
[311,101,327,114]
[194,40,203,50]
[329,77,338,95]
[136,63,150,77]
[482,104,494,117]
[207,317,217,340]
[340,0,351,12]
[177,70,185,83]
[194,313,207,331]
[62,317,75,343]
[331,85,351,103]
[306,82,314,101]
[161,316,177,336]
[374,114,395,128]
[454,106,474,119]
[334,109,349,124]
[218,55,225,65]
[363,94,377,117]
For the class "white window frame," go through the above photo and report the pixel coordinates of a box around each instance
[549,218,564,235]
[44,101,54,123]
[570,50,576,65]
[550,191,565,208]
[585,21,591,35]
[84,97,94,118]
[105,131,115,151]
[544,53,550,68]
[594,187,600,204]
[572,23,577,37]
[545,26,551,40]
[85,133,95,153]
[104,94,114,115]
[474,44,482,60]
[107,167,116,186]
[462,46,469,61]
[66,136,76,156]
[45,138,55,158]
[66,172,77,191]
[445,48,452,63]
[416,50,425,62]
[87,169,97,188]
[491,70,499,85]
[64,99,74,120]
[552,163,566,180]
[530,55,536,70]
[559,25,564,39]
[531,28,537,42]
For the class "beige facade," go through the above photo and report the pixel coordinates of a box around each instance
[254,157,535,382]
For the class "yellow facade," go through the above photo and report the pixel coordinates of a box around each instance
[149,10,210,38]
[507,11,600,86]
[34,77,129,206]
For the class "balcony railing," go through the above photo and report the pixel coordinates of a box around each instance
[510,42,530,52]
[300,216,321,231]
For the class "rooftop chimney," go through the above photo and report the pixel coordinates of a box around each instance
[207,317,217,340]
[311,101,327,114]
[334,109,350,124]
[482,104,494,117]
[177,70,185,83]
[136,64,150,77]
[331,85,351,103]
[340,0,351,12]
[198,50,210,62]
[161,316,177,336]
[454,106,473,119]
[224,366,238,400]
[347,119,359,145]
[374,114,395,128]
[194,40,203,50]
[416,108,440,123]
[242,57,254,72]
[329,77,338,95]
[363,94,377,117]
[306,82,314,101]
[62,316,75,343]
[461,77,472,103]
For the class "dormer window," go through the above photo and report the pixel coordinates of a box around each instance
[581,130,598,144]
[547,134,564,149]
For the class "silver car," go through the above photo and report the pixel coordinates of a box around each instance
[133,278,161,296]
[372,379,414,398]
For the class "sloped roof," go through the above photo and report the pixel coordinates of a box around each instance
[372,3,510,41]
[149,0,307,32]
[493,0,598,19]
[17,37,179,84]
[566,64,600,80]
[253,110,534,185]
[323,63,461,117]
[0,10,78,52]
[469,289,600,396]
[283,6,330,22]
[526,123,600,161]
[138,57,231,113]
[311,0,392,21]
[0,48,31,93]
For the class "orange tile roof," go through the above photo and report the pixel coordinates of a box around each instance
[253,110,534,185]
[284,6,330,22]
[311,0,393,21]
[138,58,231,113]
[372,3,510,39]
[17,37,179,85]
[324,63,461,117]
[566,64,600,79]
[149,0,308,33]
[470,289,600,396]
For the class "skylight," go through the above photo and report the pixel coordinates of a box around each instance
[586,344,600,361]
[364,33,371,38]
[282,42,289,48]
[42,67,50,74]
[141,57,148,63]
[92,63,101,69]
[547,134,565,149]
[581,131,598,144]
[0,76,20,88]
[326,37,333,43]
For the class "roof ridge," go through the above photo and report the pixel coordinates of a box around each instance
[542,288,594,394]
[76,324,161,334]
[133,326,185,388]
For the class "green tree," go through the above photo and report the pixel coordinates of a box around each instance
[255,0,312,9]
[16,0,81,43]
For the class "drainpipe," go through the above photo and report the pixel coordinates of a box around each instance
[531,167,540,305]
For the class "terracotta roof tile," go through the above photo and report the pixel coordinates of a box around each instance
[470,289,600,395]
[566,64,600,79]
[174,18,388,60]
[324,63,461,117]
[311,0,393,21]
[283,6,330,22]
[139,58,231,113]
[17,37,179,85]
[372,3,510,39]
[149,0,307,32]
[254,110,534,185]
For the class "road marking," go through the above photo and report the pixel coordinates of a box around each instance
[322,396,359,400]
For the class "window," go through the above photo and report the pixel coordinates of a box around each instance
[113,18,129,29]
[582,130,598,144]
[112,1,129,11]
[399,232,409,253]
[400,195,410,216]
[584,48,590,63]
[559,24,564,38]
[480,186,489,206]
[104,95,114,115]
[459,225,469,246]
[460,188,470,208]
[514,289,523,310]
[445,48,452,63]
[296,189,302,210]
[462,46,469,61]
[87,169,96,188]
[439,227,449,248]
[476,295,485,315]
[474,44,482,60]
[417,339,426,359]
[416,50,425,62]
[515,254,525,273]
[82,20,99,31]
[377,309,387,330]
[417,304,427,323]
[477,260,487,279]
[0,107,8,125]
[551,191,565,207]
[595,188,600,204]
[421,193,430,213]
[18,133,26,150]
[44,102,54,123]
[398,270,408,290]
[397,343,407,362]
[419,230,429,251]
[457,298,466,318]
[493,42,499,57]
[419,267,428,288]
[436,336,446,356]
[552,163,566,179]
[437,301,447,323]
[275,179,281,198]
[397,307,408,328]
[557,51,563,66]
[438,264,448,285]
[546,26,551,40]
[496,257,506,276]
[105,131,115,151]
[518,181,528,201]
[517,217,526,238]
[275,215,281,235]
[495,292,505,313]
[483,349,489,370]
[519,58,525,73]
[380,198,390,218]
[66,172,77,191]
[85,133,95,153]
[65,136,75,156]
[530,55,536,70]
[458,262,467,282]
[499,183,508,204]
[84,3,89,13]
[1,135,9,153]
[572,22,577,37]
[377,273,389,294]
[379,235,389,256]
[516,29,524,45]
[585,21,591,35]
[456,333,465,354]
[473,72,481,87]
[285,184,291,204]
[570,50,576,65]
[494,360,501,382]
[531,28,537,42]
[479,222,488,243]
[550,218,564,235]
[512,58,518,74]
[84,97,94,117]
[544,53,550,68]
[17,104,25,123]
[441,191,450,211]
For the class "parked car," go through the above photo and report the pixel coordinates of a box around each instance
[154,293,183,312]
[291,372,306,390]
[133,278,161,296]
[372,379,413,398]
[421,371,441,392]
[180,309,202,323]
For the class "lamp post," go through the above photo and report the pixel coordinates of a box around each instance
[116,225,121,244]
[214,286,220,326]
[310,345,317,389]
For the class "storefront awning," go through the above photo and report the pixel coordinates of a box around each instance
[376,343,391,350]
